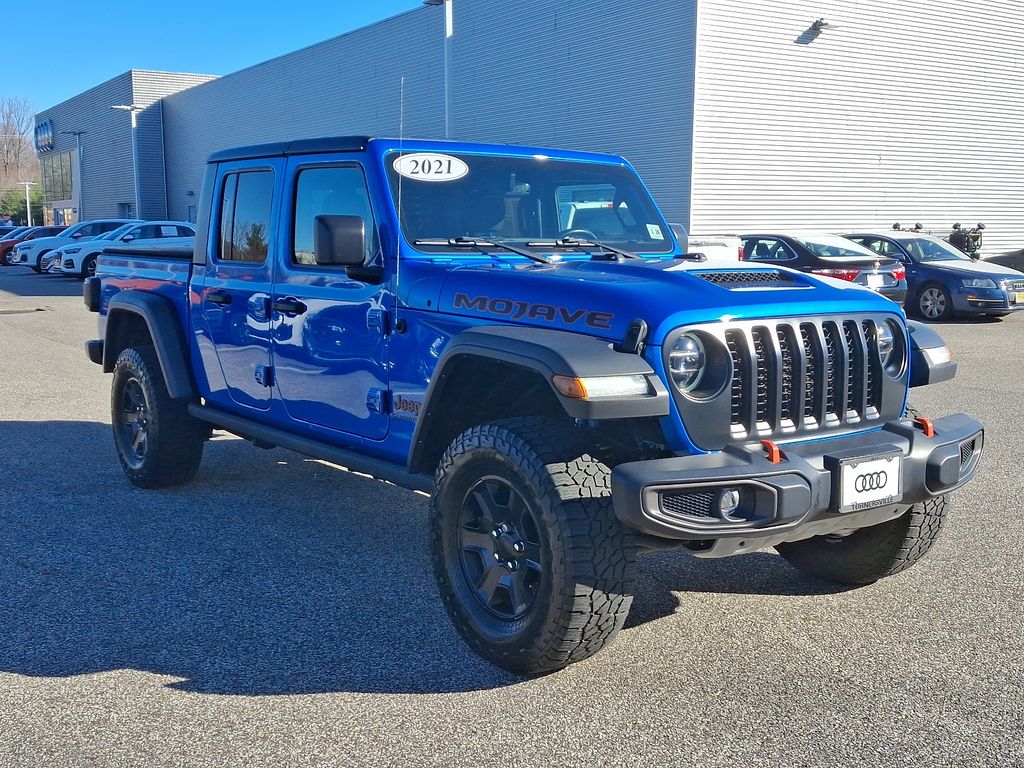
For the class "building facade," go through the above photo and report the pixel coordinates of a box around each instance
[34,0,1023,255]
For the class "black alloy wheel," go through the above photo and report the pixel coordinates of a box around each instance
[114,376,150,469]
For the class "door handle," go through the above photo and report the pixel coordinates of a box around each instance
[205,289,232,305]
[272,297,308,316]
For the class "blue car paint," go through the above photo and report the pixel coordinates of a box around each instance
[97,137,913,468]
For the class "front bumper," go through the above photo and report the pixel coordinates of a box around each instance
[952,286,1024,314]
[612,413,983,557]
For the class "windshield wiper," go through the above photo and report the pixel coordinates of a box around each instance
[413,237,551,264]
[526,237,639,261]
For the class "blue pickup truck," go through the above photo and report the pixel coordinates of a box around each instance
[84,136,984,674]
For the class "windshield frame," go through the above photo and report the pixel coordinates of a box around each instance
[384,150,676,258]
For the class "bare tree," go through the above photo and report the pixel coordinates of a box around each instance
[0,97,37,185]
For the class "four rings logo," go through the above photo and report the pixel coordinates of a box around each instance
[854,471,888,492]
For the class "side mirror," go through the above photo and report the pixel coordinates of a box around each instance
[121,234,135,242]
[314,214,366,266]
[71,232,85,239]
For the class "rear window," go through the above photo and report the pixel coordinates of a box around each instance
[792,234,878,259]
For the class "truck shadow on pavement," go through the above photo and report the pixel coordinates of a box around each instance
[0,420,846,695]
[0,271,84,300]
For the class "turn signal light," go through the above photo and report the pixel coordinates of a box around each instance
[812,267,861,282]
[552,374,650,399]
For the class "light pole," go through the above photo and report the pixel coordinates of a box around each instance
[423,0,453,138]
[60,130,87,221]
[19,181,36,226]
[111,104,142,217]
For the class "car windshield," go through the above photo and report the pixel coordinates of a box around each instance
[101,224,136,241]
[386,152,674,255]
[792,234,879,259]
[898,236,973,262]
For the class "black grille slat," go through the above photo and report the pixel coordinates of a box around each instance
[716,316,891,441]
[960,440,975,467]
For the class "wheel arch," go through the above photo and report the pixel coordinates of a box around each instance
[102,291,195,401]
[407,325,670,475]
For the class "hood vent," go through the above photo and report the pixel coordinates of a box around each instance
[696,270,795,287]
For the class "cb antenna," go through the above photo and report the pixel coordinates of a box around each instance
[395,75,405,331]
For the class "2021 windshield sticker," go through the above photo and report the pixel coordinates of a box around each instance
[393,153,469,182]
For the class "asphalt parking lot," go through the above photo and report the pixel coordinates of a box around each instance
[1,268,1022,767]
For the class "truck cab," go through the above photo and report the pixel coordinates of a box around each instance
[85,136,983,675]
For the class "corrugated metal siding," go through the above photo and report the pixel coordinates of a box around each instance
[690,0,1024,256]
[161,10,445,221]
[131,71,218,219]
[35,73,134,219]
[450,0,698,225]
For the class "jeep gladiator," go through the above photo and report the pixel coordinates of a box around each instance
[84,136,984,674]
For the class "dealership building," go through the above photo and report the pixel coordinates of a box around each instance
[33,0,1023,255]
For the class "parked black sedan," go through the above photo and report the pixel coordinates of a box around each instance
[740,232,907,303]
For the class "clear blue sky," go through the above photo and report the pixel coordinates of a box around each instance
[11,0,426,112]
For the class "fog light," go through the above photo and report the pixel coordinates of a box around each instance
[718,488,741,516]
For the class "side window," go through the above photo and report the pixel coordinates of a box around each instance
[75,223,98,237]
[175,226,195,237]
[219,170,274,263]
[292,165,376,266]
[158,225,179,237]
[97,222,122,234]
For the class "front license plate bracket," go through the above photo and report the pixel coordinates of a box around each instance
[824,450,904,513]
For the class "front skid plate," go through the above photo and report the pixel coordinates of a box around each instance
[686,503,909,559]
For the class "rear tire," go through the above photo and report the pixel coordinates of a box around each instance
[111,346,206,488]
[775,495,949,585]
[431,417,636,675]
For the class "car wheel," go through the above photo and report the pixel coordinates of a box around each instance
[776,495,949,585]
[81,254,98,279]
[111,345,207,488]
[917,284,953,321]
[431,417,636,675]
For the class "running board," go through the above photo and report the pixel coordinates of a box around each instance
[187,404,434,494]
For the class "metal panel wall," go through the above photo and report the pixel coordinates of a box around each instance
[690,0,1024,256]
[161,9,445,221]
[35,73,134,220]
[449,0,698,226]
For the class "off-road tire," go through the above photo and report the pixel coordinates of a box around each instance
[431,417,636,675]
[775,495,949,585]
[111,345,206,488]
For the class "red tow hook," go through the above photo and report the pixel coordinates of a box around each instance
[760,439,784,463]
[913,416,936,438]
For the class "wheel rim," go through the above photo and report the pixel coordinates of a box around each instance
[457,476,543,621]
[86,258,96,276]
[919,287,947,319]
[116,377,150,468]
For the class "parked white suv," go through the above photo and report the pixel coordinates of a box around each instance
[57,220,196,278]
[14,219,139,272]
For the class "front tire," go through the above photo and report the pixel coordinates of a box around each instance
[775,495,949,585]
[81,254,98,280]
[111,346,206,488]
[917,284,953,321]
[431,417,636,675]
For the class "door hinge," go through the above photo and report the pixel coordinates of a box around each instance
[367,388,391,414]
[255,364,275,387]
[367,309,390,336]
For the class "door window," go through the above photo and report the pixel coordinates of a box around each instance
[218,170,274,263]
[292,165,376,266]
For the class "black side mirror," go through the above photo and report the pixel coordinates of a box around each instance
[314,214,365,266]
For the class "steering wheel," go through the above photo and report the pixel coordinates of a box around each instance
[558,228,599,241]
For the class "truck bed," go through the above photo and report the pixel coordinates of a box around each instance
[96,246,194,329]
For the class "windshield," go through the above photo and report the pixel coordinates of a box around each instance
[386,152,673,254]
[898,236,973,262]
[100,224,136,241]
[792,234,879,259]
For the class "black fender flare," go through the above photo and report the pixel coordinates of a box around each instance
[408,325,669,472]
[103,291,196,401]
[907,319,957,387]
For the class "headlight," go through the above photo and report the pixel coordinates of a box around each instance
[876,321,895,366]
[669,333,706,394]
[962,278,996,288]
[64,247,81,255]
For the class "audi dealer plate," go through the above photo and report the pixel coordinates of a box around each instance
[1015,292,1024,304]
[838,453,902,513]
[866,273,884,289]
